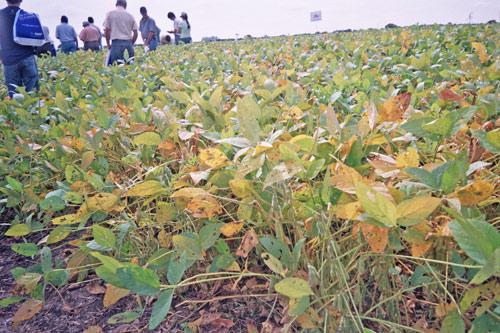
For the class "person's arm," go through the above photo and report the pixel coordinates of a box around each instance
[105,28,111,49]
[55,26,60,40]
[79,29,85,42]
[73,28,78,47]
[132,29,138,44]
[145,31,154,45]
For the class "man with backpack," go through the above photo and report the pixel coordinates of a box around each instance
[0,0,39,97]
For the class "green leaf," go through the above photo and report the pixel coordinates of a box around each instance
[92,225,116,249]
[6,176,23,192]
[473,129,500,154]
[0,296,23,308]
[40,246,52,274]
[108,311,141,325]
[47,225,71,244]
[449,218,500,265]
[5,224,31,237]
[422,116,453,137]
[288,296,310,316]
[167,253,190,285]
[11,243,38,257]
[356,182,397,227]
[170,91,191,105]
[470,248,500,285]
[133,132,162,146]
[440,310,465,333]
[459,280,499,313]
[470,313,500,333]
[306,159,325,180]
[275,278,314,299]
[173,233,202,260]
[406,167,438,189]
[40,196,66,212]
[438,159,467,194]
[237,95,261,144]
[149,289,174,330]
[116,265,161,296]
[199,223,223,250]
[45,270,69,287]
[93,252,125,286]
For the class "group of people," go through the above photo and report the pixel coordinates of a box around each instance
[0,0,193,97]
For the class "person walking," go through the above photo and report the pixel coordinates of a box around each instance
[56,16,78,54]
[139,6,160,52]
[88,17,102,49]
[103,0,138,65]
[167,12,181,45]
[36,26,57,57]
[179,12,192,44]
[79,21,100,51]
[0,0,39,97]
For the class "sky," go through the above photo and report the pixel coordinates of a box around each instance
[20,0,500,43]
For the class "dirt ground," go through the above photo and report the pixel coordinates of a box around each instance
[0,226,286,333]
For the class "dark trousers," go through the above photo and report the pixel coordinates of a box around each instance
[84,41,100,51]
[3,55,39,97]
[108,39,134,65]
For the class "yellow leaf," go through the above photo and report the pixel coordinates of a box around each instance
[187,195,223,218]
[103,284,130,308]
[330,163,364,194]
[360,223,389,253]
[471,42,489,64]
[157,229,171,248]
[297,308,320,329]
[126,180,165,197]
[156,202,177,223]
[52,214,81,225]
[335,202,362,220]
[220,221,244,237]
[199,148,229,170]
[84,193,120,212]
[133,132,162,146]
[171,187,209,199]
[378,93,411,122]
[83,326,103,333]
[226,261,241,272]
[253,142,273,156]
[455,180,495,206]
[12,299,43,328]
[411,241,433,257]
[396,196,441,226]
[229,178,253,198]
[81,151,95,170]
[396,147,419,168]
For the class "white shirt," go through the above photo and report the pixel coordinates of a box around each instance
[173,18,181,35]
[103,6,138,41]
[179,20,191,39]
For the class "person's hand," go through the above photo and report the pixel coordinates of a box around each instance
[107,44,111,50]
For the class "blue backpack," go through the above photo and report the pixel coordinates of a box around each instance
[13,9,45,47]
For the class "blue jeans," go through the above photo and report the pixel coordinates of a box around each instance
[174,35,180,45]
[3,55,39,97]
[148,38,158,51]
[61,41,77,54]
[108,39,134,65]
[180,37,192,44]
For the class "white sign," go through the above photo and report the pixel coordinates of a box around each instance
[310,11,322,22]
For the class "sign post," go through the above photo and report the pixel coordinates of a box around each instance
[310,10,322,33]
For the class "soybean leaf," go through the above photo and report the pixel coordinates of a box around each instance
[149,289,174,330]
